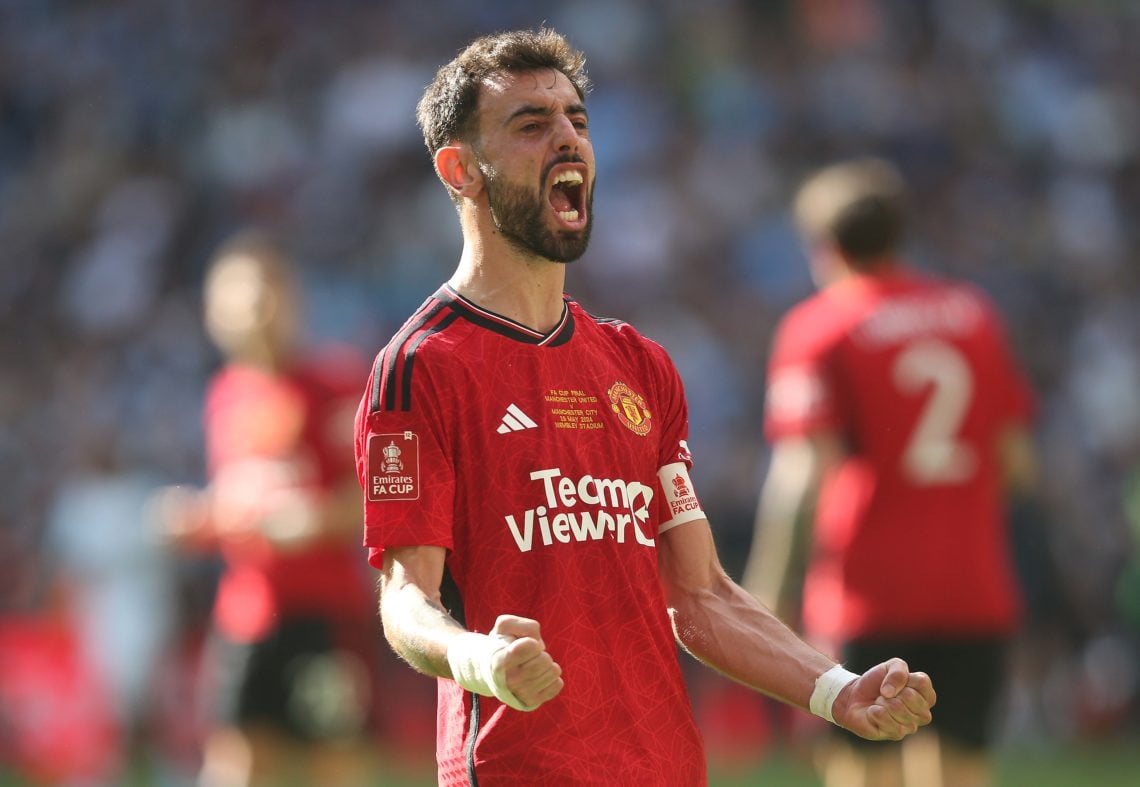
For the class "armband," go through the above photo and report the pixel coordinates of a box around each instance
[657,462,705,533]
[446,632,534,712]
[809,664,859,724]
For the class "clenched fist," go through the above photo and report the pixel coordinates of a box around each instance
[833,658,936,740]
[487,615,565,710]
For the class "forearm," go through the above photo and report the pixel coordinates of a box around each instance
[379,555,466,678]
[741,438,825,607]
[379,549,565,711]
[661,520,933,739]
[669,572,834,711]
[740,489,803,608]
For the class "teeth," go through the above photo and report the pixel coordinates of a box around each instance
[553,171,584,185]
[558,210,580,221]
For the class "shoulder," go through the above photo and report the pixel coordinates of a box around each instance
[771,290,849,359]
[913,273,1007,331]
[382,292,468,353]
[368,293,481,381]
[945,278,1001,315]
[904,268,987,302]
[779,291,834,332]
[569,299,676,367]
[365,293,472,414]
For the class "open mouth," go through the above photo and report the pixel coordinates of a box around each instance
[548,168,587,227]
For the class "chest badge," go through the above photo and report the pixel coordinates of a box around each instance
[607,381,653,437]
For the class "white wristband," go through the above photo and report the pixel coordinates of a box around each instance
[810,664,860,724]
[446,632,534,712]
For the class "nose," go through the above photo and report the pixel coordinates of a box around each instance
[552,114,579,152]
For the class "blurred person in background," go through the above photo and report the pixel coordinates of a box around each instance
[743,158,1040,787]
[356,29,935,787]
[155,231,381,787]
[0,528,123,786]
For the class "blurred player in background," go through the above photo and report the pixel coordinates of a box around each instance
[742,158,1039,787]
[157,231,381,787]
[356,29,935,786]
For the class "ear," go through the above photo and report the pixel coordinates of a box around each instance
[434,145,483,198]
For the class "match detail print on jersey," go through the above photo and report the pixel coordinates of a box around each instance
[544,388,605,431]
[367,432,420,502]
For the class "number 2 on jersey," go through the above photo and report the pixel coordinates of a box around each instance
[892,339,976,485]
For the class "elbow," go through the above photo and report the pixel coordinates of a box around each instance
[665,583,723,655]
[667,605,702,656]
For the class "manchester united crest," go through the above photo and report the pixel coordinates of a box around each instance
[607,381,652,436]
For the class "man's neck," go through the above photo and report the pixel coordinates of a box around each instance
[449,240,568,334]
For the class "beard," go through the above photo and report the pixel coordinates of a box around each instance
[479,157,593,263]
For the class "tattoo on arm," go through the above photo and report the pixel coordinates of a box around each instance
[421,595,464,627]
[381,580,466,678]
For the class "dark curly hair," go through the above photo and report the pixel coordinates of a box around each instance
[416,28,591,158]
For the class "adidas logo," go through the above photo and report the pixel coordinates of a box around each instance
[497,403,538,434]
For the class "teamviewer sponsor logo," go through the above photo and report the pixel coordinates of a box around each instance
[497,403,538,434]
[504,468,656,552]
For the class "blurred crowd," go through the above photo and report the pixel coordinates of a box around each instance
[2,0,1139,783]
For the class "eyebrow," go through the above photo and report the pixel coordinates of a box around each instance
[505,102,589,125]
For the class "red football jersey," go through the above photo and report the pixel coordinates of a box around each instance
[355,286,708,786]
[205,346,374,642]
[764,268,1034,642]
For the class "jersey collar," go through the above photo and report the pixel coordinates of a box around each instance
[437,285,575,347]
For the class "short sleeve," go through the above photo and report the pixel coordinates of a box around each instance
[354,361,456,569]
[645,341,706,533]
[763,313,840,441]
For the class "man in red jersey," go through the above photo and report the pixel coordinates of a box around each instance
[742,158,1038,787]
[355,29,935,786]
[157,231,382,787]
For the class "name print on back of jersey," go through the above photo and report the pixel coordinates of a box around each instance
[505,467,656,552]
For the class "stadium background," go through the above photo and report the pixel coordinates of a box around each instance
[1,0,1138,784]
